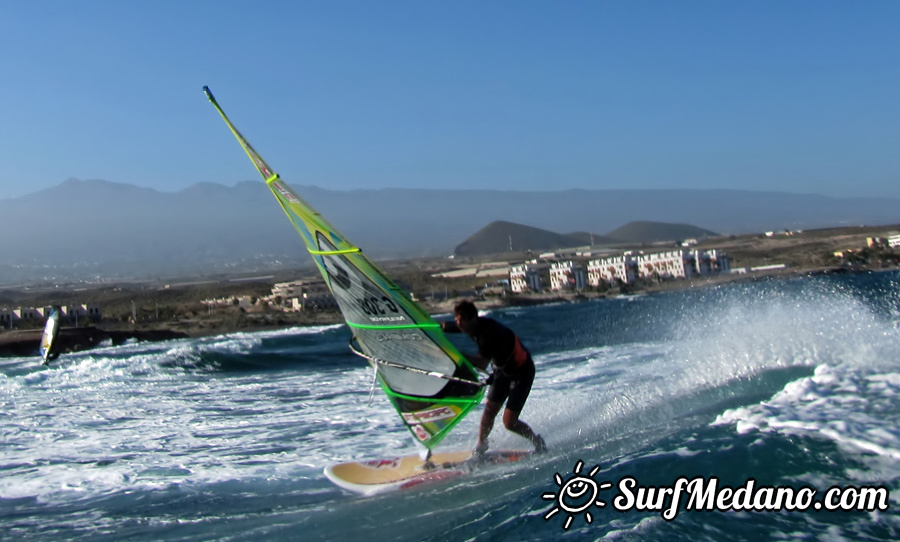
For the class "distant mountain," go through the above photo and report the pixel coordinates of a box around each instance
[1,178,898,283]
[606,221,719,244]
[454,221,616,256]
[453,220,717,256]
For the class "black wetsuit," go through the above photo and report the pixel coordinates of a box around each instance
[444,317,535,413]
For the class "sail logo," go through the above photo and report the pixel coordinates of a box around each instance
[376,332,422,342]
[253,158,272,178]
[403,406,456,425]
[370,315,407,323]
[272,181,300,203]
[412,425,431,441]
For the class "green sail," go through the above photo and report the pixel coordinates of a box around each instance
[203,87,484,449]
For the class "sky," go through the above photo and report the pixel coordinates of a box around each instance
[1,1,898,200]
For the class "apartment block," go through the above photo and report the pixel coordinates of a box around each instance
[510,264,543,293]
[550,261,587,291]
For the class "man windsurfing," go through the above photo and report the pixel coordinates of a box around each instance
[441,300,546,456]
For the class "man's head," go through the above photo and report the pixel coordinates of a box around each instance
[453,300,479,333]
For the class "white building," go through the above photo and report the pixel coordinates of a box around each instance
[693,249,731,275]
[550,261,587,291]
[632,249,732,280]
[13,307,41,321]
[587,253,638,286]
[270,280,307,298]
[888,234,900,249]
[509,264,542,293]
[265,280,309,311]
[586,249,732,286]
[297,281,338,311]
[0,303,102,328]
[636,250,697,280]
[64,304,102,322]
[200,279,340,313]
[201,296,237,307]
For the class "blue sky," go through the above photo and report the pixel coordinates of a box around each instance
[1,1,898,199]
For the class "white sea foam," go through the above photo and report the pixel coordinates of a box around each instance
[695,280,900,462]
[695,280,900,485]
[217,324,344,341]
[513,275,900,475]
[3,272,900,541]
[715,364,900,466]
[0,333,370,504]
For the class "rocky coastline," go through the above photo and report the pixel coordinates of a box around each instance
[0,292,586,359]
[0,326,189,359]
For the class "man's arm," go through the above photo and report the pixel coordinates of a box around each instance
[465,353,491,372]
[441,321,461,333]
[440,321,490,371]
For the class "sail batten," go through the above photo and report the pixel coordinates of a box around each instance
[203,86,484,449]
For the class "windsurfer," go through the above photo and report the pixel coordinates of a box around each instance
[441,300,546,456]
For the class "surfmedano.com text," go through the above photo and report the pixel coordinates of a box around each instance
[614,476,890,520]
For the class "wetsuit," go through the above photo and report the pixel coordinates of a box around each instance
[444,317,535,413]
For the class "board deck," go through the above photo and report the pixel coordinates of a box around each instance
[324,449,532,496]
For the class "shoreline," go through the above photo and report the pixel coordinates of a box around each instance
[0,327,189,359]
[1,264,891,360]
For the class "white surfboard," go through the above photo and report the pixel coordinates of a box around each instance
[324,449,532,496]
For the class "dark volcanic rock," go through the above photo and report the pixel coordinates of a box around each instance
[0,326,189,358]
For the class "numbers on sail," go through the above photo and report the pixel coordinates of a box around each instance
[359,296,399,316]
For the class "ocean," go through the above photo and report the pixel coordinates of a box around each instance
[2,270,899,541]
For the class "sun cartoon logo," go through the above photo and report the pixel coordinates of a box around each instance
[542,460,613,530]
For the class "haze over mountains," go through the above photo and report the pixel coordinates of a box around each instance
[1,178,898,283]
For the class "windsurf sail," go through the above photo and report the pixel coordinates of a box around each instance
[203,86,485,450]
[40,306,61,365]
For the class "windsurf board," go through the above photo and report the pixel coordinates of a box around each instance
[324,449,532,496]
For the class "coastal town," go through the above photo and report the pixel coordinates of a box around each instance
[1,226,899,357]
[0,245,746,332]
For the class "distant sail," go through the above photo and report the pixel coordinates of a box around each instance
[203,87,484,449]
[40,306,61,365]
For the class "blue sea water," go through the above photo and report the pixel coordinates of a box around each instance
[2,270,900,541]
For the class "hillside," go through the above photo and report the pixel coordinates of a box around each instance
[453,221,614,256]
[2,179,899,283]
[453,220,718,256]
[606,221,719,244]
